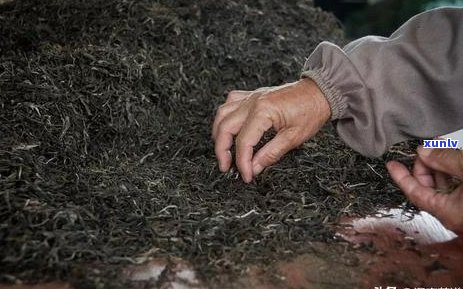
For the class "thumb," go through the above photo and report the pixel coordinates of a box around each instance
[251,129,301,176]
[417,146,463,179]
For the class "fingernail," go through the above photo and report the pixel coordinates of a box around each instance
[253,164,264,176]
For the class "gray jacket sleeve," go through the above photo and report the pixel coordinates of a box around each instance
[301,7,463,157]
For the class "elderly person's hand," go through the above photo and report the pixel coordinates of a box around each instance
[387,147,463,235]
[212,79,330,183]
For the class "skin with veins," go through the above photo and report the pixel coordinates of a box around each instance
[212,78,330,183]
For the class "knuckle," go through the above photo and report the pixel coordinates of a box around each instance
[227,90,239,99]
[285,131,300,145]
[216,119,230,135]
[253,99,273,119]
[280,130,302,150]
[216,104,228,117]
[263,148,283,164]
[254,97,271,110]
[227,90,243,102]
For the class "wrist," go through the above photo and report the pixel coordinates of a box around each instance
[297,78,331,124]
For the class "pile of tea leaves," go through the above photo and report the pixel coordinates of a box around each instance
[0,0,411,287]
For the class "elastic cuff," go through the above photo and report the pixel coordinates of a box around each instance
[301,69,346,121]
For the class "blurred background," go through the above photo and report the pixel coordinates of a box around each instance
[314,0,463,38]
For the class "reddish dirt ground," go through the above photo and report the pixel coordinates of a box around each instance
[3,208,462,289]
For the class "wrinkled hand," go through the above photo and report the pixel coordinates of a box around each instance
[212,78,330,183]
[387,147,463,235]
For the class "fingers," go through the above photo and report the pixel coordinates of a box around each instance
[235,107,273,183]
[252,129,300,176]
[412,157,435,187]
[417,146,463,179]
[212,90,251,139]
[214,105,250,172]
[387,160,443,216]
[212,101,241,139]
[213,80,328,183]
